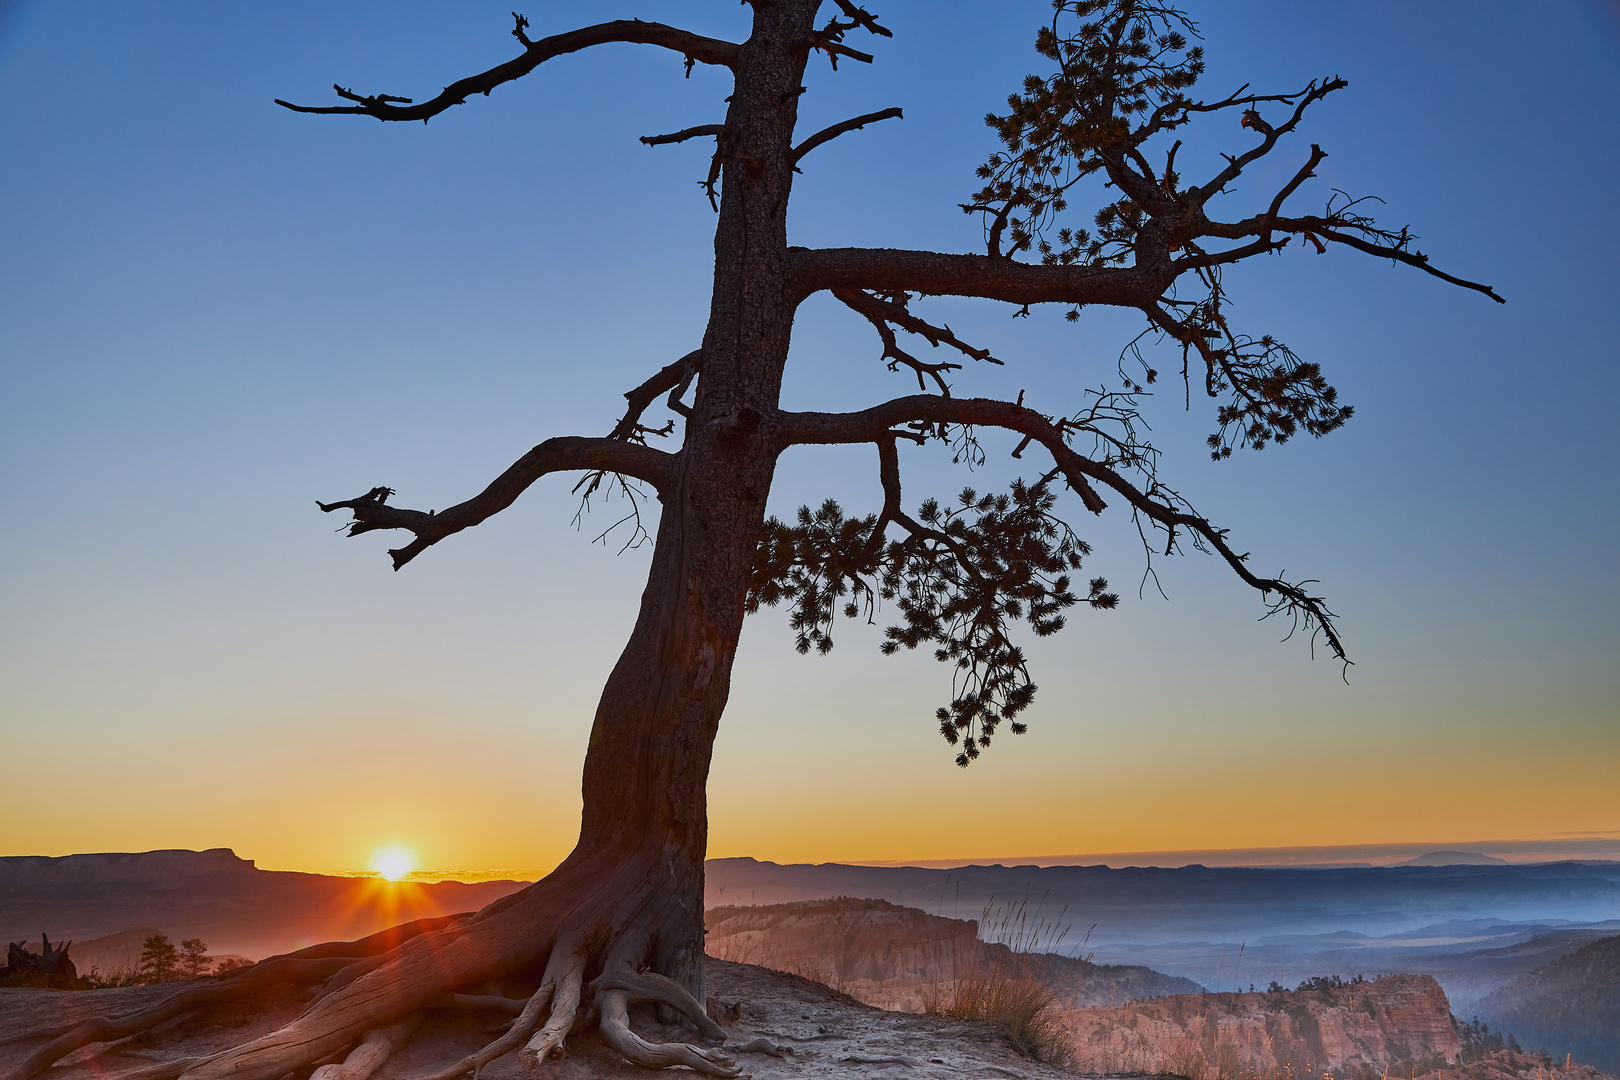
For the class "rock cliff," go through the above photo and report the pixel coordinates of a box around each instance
[1061,974,1462,1074]
[705,897,1199,1012]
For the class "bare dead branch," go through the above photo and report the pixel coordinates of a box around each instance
[1183,203,1505,302]
[829,0,893,38]
[1311,226,1506,303]
[640,124,725,148]
[790,107,902,165]
[316,438,676,570]
[609,348,701,440]
[833,287,1004,394]
[276,19,740,122]
[1185,78,1347,202]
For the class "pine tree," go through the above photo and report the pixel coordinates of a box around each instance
[137,933,178,984]
[179,938,212,980]
[5,5,1500,1078]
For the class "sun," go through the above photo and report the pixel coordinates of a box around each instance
[371,845,415,882]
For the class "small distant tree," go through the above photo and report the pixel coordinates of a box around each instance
[137,933,178,984]
[213,955,255,975]
[179,938,212,979]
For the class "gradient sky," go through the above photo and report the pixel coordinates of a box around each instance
[2,2,1617,880]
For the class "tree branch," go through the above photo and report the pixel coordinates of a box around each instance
[773,394,1345,661]
[1185,78,1346,203]
[608,349,701,440]
[790,107,902,166]
[640,125,725,148]
[276,19,740,122]
[829,1,893,38]
[832,287,1000,394]
[792,247,1160,306]
[777,396,1106,512]
[1310,226,1506,303]
[317,438,676,569]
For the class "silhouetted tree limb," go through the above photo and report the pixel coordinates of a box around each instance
[791,107,902,165]
[774,393,1345,661]
[316,437,675,569]
[640,125,726,148]
[609,349,701,440]
[275,18,740,121]
[793,247,1159,304]
[832,287,999,393]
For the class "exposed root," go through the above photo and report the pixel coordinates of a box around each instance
[517,944,585,1070]
[0,957,353,1080]
[419,979,553,1080]
[591,967,725,1041]
[440,993,527,1016]
[735,1037,791,1058]
[309,1013,421,1080]
[1,915,468,1080]
[107,1056,216,1080]
[598,990,740,1077]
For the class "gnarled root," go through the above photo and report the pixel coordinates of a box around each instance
[420,970,559,1080]
[598,990,739,1078]
[0,916,467,1080]
[309,1013,421,1080]
[516,941,585,1069]
[2,849,734,1080]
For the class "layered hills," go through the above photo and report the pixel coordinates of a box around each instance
[1476,934,1620,1075]
[705,857,1620,1003]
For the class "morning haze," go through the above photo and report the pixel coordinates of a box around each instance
[0,3,1616,1078]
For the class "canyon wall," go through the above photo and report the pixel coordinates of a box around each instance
[705,896,1199,1012]
[1062,974,1460,1074]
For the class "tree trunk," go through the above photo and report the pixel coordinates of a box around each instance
[563,0,813,1001]
[162,8,817,1079]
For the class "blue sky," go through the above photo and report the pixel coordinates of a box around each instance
[1,2,1617,876]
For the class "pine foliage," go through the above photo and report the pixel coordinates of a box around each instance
[749,480,1117,766]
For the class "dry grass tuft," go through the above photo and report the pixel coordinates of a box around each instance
[923,899,1077,1067]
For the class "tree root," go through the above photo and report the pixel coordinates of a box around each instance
[309,1014,421,1080]
[591,967,726,1041]
[0,957,351,1080]
[516,941,584,1070]
[0,916,468,1080]
[734,1037,791,1058]
[419,975,556,1080]
[598,990,740,1078]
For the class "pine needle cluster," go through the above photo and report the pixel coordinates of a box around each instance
[967,0,1204,267]
[749,480,1117,766]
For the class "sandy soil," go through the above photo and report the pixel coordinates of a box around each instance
[0,959,1105,1080]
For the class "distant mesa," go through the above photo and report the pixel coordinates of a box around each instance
[1397,851,1510,866]
[0,848,531,960]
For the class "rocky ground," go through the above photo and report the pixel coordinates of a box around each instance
[0,959,1101,1080]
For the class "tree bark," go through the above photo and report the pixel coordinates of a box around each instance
[563,0,817,1004]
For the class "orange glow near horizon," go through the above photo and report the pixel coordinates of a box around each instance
[371,846,415,882]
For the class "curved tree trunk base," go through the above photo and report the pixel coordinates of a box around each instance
[5,849,726,1080]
